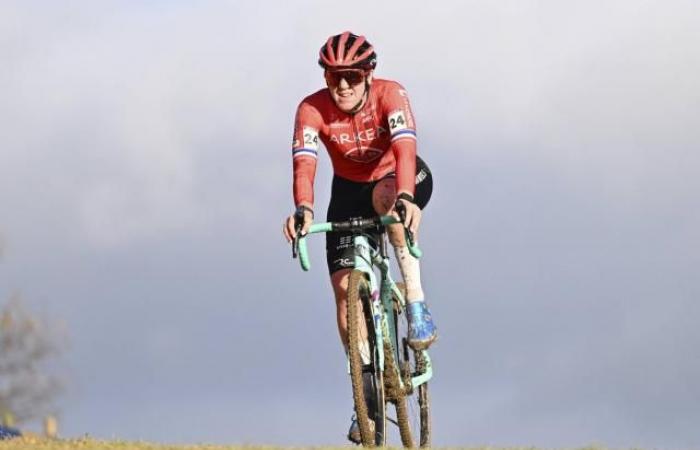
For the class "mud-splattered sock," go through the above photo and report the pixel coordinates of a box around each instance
[393,245,425,303]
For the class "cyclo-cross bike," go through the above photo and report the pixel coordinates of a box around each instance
[292,210,433,447]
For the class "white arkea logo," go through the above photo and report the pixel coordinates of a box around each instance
[330,126,388,144]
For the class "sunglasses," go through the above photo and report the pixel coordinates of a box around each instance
[325,70,367,87]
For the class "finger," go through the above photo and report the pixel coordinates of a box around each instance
[402,206,415,234]
[406,210,416,233]
[410,220,419,235]
[286,217,296,241]
[410,209,422,234]
[302,212,315,235]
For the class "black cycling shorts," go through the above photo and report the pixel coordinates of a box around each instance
[326,156,433,274]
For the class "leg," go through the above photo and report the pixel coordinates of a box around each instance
[331,268,352,349]
[371,176,407,244]
[372,174,437,350]
[331,268,371,359]
[371,178,424,301]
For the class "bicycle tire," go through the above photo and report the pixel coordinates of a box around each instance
[393,283,432,447]
[347,269,386,446]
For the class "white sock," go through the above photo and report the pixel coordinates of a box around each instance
[393,245,425,304]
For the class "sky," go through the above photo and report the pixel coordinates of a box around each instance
[1,0,700,448]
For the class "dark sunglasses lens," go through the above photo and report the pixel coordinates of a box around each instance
[328,71,364,86]
[345,72,364,85]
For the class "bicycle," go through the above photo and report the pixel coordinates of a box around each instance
[292,212,433,447]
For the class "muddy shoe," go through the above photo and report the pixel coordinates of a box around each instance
[407,301,437,350]
[347,415,375,444]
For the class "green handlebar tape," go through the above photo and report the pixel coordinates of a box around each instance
[309,222,333,233]
[379,216,399,226]
[298,223,332,271]
[404,229,423,259]
[298,236,311,271]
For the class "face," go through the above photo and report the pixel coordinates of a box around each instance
[325,69,373,113]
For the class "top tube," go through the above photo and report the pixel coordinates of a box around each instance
[294,215,422,271]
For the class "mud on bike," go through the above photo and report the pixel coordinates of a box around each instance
[292,211,433,447]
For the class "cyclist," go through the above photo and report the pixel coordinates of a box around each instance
[282,31,437,442]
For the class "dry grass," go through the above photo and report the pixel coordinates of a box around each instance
[0,436,274,450]
[0,437,631,450]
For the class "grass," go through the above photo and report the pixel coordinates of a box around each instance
[0,438,629,450]
[1,436,273,450]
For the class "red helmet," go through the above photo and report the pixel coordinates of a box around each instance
[318,31,377,70]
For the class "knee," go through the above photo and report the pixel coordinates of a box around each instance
[331,269,351,305]
[371,178,396,215]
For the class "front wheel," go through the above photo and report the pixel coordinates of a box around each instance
[347,269,386,446]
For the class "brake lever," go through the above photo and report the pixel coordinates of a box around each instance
[394,200,416,247]
[292,211,304,259]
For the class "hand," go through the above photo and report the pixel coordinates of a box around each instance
[283,207,313,243]
[393,198,422,236]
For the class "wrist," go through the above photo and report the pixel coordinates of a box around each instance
[295,205,314,218]
[396,192,415,204]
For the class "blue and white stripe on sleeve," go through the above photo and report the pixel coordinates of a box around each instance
[390,129,417,142]
[293,148,318,159]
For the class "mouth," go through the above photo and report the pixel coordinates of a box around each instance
[336,90,355,101]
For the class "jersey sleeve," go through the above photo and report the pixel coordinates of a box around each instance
[291,100,322,207]
[383,83,417,196]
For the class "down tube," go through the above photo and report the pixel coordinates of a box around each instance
[378,258,401,367]
[352,236,384,371]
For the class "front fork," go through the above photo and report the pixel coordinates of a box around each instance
[346,237,433,390]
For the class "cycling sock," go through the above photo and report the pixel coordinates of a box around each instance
[393,245,425,303]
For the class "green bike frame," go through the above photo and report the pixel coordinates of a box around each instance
[296,215,433,391]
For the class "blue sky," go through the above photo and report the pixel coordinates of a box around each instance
[2,1,699,448]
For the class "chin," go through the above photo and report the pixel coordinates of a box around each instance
[334,100,355,112]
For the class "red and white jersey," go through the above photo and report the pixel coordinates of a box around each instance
[291,78,418,207]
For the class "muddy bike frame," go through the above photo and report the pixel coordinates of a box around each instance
[294,215,433,393]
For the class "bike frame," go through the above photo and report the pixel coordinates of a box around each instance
[296,216,433,391]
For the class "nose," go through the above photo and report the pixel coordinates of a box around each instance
[338,77,350,89]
